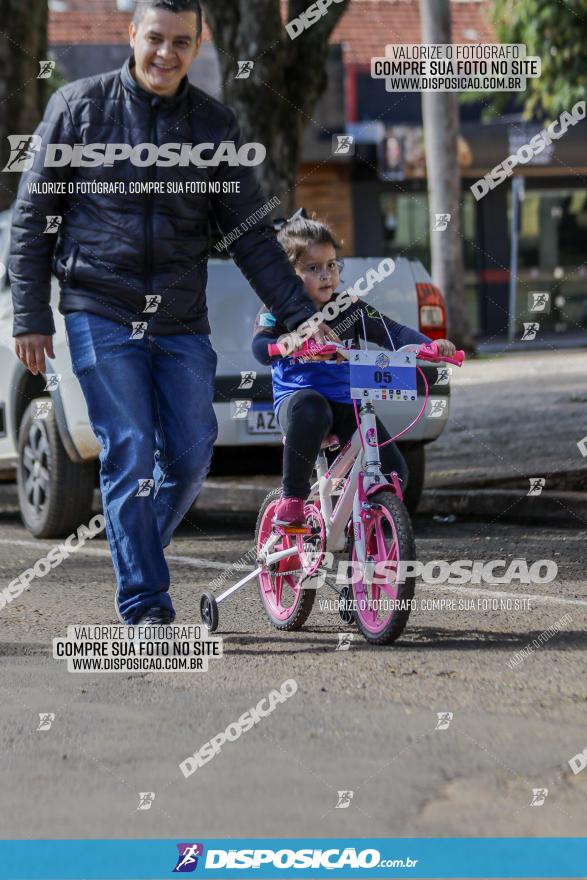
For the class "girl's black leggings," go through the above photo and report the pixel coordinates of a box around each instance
[277,388,409,500]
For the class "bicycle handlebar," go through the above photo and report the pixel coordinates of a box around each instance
[267,339,466,366]
[416,341,465,366]
[267,340,348,360]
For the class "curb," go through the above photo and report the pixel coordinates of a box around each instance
[418,488,587,525]
[198,481,587,526]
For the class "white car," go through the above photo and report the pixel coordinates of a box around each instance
[0,209,450,537]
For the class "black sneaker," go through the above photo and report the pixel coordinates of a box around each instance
[134,607,175,627]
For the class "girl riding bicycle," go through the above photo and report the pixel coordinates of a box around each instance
[252,212,456,526]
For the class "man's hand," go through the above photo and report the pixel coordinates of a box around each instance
[298,323,345,362]
[434,338,456,357]
[15,334,55,375]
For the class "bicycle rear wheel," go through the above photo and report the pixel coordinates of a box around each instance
[351,490,416,645]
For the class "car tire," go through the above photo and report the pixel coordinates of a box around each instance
[400,443,425,515]
[17,397,96,538]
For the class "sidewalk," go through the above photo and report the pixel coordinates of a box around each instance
[476,330,587,354]
[423,348,587,523]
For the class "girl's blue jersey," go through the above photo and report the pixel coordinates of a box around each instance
[251,293,430,417]
[271,357,353,416]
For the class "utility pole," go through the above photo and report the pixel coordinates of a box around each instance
[420,0,475,351]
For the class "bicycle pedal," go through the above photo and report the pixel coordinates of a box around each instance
[276,523,311,535]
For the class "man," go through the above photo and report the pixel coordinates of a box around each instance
[9,0,326,627]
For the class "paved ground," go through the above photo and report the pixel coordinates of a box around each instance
[1,347,586,868]
[426,349,587,492]
[1,508,586,842]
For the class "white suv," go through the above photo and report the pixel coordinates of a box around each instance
[0,209,450,537]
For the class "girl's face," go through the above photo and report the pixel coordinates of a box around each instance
[294,243,341,307]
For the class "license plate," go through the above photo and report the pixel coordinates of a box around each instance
[246,407,280,434]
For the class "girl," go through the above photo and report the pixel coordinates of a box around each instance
[252,214,456,525]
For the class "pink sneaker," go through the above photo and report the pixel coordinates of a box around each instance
[273,496,306,526]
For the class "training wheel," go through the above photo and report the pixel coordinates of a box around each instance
[200,591,219,632]
[338,585,355,625]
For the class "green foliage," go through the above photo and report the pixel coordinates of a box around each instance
[491,0,587,119]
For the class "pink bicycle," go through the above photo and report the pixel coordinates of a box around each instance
[200,340,465,645]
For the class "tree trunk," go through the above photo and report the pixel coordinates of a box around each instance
[201,0,350,215]
[420,0,475,351]
[0,0,49,210]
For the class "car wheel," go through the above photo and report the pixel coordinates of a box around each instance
[400,443,425,515]
[17,397,96,538]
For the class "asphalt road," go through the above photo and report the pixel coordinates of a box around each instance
[426,349,587,491]
[1,507,586,843]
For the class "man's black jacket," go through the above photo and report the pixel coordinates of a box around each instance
[9,56,317,337]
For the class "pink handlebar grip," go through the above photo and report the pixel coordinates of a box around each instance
[417,341,465,366]
[267,340,346,360]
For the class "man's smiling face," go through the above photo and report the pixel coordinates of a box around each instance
[129,7,201,97]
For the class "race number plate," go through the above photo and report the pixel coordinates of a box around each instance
[349,350,417,401]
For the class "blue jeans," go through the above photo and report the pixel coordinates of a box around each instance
[64,311,218,624]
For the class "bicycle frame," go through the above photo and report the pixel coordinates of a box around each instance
[308,399,397,558]
[257,342,465,570]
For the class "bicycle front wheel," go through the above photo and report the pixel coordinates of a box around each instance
[351,491,416,645]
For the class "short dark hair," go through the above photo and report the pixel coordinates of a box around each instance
[133,0,203,40]
[277,214,341,266]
